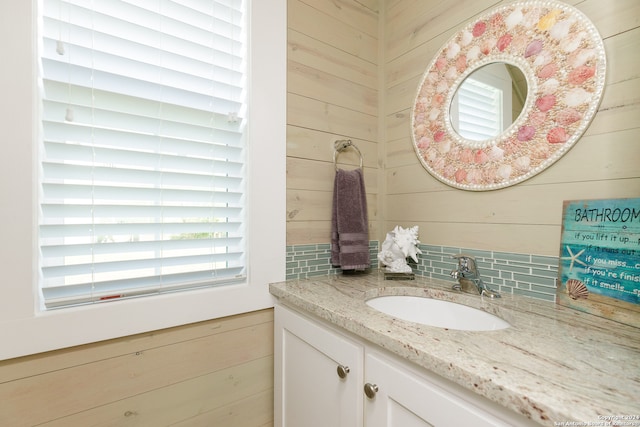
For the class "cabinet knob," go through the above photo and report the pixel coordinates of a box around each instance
[363,382,378,399]
[336,364,350,379]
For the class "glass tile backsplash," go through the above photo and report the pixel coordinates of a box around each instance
[286,242,559,302]
[286,242,379,280]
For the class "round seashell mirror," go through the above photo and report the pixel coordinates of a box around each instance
[411,0,606,191]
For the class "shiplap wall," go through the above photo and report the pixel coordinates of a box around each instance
[0,310,274,427]
[286,0,639,256]
[287,0,381,245]
[383,0,640,256]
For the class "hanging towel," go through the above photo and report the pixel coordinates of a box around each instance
[331,168,370,270]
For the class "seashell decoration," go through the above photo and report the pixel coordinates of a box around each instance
[566,279,589,300]
[517,125,536,141]
[410,0,606,191]
[564,87,592,107]
[568,66,596,86]
[473,21,487,37]
[505,8,523,29]
[568,48,596,68]
[537,63,557,79]
[549,18,572,40]
[497,33,512,51]
[524,39,543,57]
[537,9,561,31]
[547,127,569,144]
[557,108,582,126]
[532,49,553,67]
[540,78,560,95]
[535,94,556,112]
[513,156,531,172]
[460,30,473,46]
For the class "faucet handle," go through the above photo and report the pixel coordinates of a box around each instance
[451,254,477,274]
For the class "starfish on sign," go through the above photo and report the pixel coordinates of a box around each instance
[561,245,587,272]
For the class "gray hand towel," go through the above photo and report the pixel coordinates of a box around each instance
[331,168,370,270]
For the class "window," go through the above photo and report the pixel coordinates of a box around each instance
[0,0,284,360]
[39,0,248,309]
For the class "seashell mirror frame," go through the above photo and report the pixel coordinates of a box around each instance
[411,0,606,191]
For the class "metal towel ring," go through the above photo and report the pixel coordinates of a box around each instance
[333,139,363,171]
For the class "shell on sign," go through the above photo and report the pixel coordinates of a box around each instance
[566,279,589,300]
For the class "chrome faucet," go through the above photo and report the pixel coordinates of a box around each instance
[450,254,500,298]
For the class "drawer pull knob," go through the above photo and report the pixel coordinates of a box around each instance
[337,364,350,379]
[364,382,378,398]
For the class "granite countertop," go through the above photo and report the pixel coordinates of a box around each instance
[269,271,640,426]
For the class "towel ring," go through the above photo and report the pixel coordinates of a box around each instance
[333,139,363,171]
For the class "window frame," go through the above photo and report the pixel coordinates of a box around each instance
[0,0,286,360]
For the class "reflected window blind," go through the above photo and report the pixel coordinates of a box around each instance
[39,0,247,309]
[457,78,502,141]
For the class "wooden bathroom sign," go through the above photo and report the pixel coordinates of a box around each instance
[557,197,640,328]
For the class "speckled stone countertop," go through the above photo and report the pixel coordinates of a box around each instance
[269,271,640,426]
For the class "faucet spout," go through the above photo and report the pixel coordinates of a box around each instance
[450,254,500,298]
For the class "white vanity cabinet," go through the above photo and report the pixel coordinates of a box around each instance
[274,303,364,427]
[275,303,536,427]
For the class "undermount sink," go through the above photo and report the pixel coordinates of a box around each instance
[366,295,510,331]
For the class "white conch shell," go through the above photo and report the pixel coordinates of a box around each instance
[377,226,423,273]
[386,259,413,274]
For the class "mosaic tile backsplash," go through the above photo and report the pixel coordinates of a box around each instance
[286,242,560,302]
[286,242,380,280]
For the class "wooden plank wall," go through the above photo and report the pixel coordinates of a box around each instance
[0,310,274,427]
[287,0,382,245]
[384,0,640,256]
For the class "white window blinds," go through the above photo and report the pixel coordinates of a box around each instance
[39,0,247,309]
[455,77,503,141]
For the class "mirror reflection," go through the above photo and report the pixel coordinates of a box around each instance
[450,63,527,141]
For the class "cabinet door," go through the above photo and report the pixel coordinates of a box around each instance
[275,304,364,427]
[364,351,514,427]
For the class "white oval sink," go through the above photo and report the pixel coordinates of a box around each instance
[366,295,510,331]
